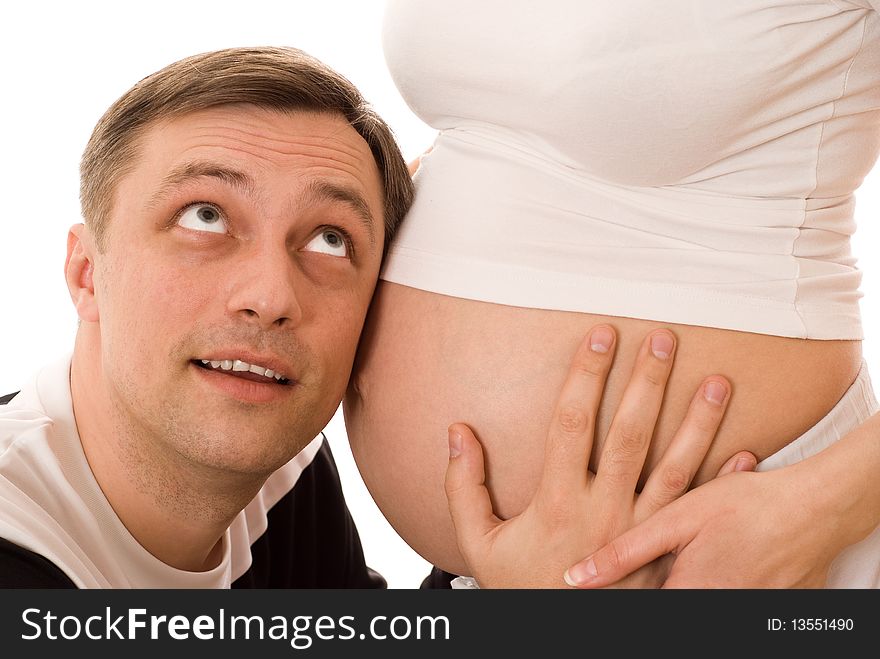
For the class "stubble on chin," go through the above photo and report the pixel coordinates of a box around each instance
[110,322,335,485]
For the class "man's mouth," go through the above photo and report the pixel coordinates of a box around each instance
[192,359,292,385]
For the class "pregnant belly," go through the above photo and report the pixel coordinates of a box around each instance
[344,281,862,576]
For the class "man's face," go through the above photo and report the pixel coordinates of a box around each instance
[89,106,385,475]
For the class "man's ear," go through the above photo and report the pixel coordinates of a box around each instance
[65,223,99,323]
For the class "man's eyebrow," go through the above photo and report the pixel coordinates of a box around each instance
[301,179,377,248]
[148,161,256,208]
[148,161,378,246]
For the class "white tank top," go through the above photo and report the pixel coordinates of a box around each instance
[380,0,880,339]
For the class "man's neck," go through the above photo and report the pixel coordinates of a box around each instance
[69,337,264,572]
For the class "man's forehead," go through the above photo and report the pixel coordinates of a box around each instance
[91,106,386,252]
[127,106,385,214]
[147,106,374,168]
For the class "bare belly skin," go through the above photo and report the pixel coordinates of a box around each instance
[344,281,862,576]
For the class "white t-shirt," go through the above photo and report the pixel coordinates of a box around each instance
[381,0,880,339]
[0,356,324,588]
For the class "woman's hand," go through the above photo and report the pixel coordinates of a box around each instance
[564,412,880,589]
[444,324,754,588]
[407,145,434,176]
[562,467,829,588]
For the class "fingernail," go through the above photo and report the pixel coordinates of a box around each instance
[563,557,597,586]
[734,456,755,472]
[590,326,613,353]
[651,332,674,360]
[448,428,462,459]
[703,380,728,405]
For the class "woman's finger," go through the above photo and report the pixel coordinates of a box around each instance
[715,451,758,477]
[637,376,730,518]
[444,423,503,564]
[564,504,691,589]
[407,145,434,176]
[593,329,676,502]
[535,325,616,509]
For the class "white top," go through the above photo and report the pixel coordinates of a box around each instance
[380,0,880,339]
[0,356,322,588]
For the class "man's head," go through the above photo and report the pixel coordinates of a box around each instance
[80,46,413,254]
[65,47,413,480]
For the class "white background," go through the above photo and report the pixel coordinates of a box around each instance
[1,1,878,588]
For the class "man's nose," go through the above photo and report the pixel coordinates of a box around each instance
[226,243,303,329]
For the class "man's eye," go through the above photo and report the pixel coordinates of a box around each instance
[303,229,350,258]
[176,203,228,234]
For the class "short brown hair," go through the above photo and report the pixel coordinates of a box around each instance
[80,46,413,252]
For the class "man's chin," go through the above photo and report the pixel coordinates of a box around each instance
[163,419,315,478]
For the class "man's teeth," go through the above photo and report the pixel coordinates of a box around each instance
[199,359,286,381]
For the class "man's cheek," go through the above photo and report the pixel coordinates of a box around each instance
[153,269,214,319]
[318,319,366,387]
[337,311,370,356]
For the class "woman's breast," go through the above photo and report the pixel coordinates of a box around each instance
[344,281,861,576]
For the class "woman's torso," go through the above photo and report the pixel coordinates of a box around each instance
[345,0,879,575]
[346,285,861,574]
